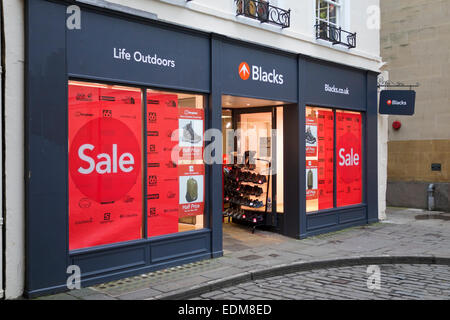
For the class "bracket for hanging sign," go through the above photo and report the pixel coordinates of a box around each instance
[377,76,420,91]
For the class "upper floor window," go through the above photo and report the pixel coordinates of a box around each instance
[235,0,291,28]
[316,0,341,28]
[315,0,356,49]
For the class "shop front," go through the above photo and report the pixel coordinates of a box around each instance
[25,0,378,297]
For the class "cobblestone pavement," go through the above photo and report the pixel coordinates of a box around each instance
[191,264,450,300]
[36,208,450,300]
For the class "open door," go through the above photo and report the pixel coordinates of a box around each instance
[233,107,278,228]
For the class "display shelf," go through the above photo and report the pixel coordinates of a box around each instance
[222,157,271,233]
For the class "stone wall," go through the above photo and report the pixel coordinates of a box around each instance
[381,0,450,211]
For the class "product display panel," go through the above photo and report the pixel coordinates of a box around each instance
[306,106,334,213]
[146,89,205,237]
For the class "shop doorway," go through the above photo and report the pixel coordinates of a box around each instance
[221,95,285,239]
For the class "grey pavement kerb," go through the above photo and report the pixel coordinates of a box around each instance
[150,255,450,300]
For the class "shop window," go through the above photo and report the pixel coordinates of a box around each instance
[68,81,144,250]
[68,81,206,250]
[306,107,334,212]
[146,89,205,237]
[336,110,362,207]
[305,107,363,213]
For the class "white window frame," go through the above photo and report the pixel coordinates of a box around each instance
[316,0,342,28]
[313,0,351,48]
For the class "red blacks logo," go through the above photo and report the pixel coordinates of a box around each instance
[238,62,251,80]
[69,118,141,203]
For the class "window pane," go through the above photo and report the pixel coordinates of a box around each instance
[336,110,362,207]
[146,89,205,237]
[319,7,328,20]
[306,107,334,213]
[329,4,337,24]
[276,107,284,213]
[68,81,143,250]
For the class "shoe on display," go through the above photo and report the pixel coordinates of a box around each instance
[258,187,264,195]
[253,200,264,209]
[182,121,202,144]
[305,126,317,144]
[259,175,267,184]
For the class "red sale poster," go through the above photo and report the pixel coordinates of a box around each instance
[147,93,180,237]
[68,82,143,251]
[317,110,334,210]
[305,114,318,157]
[306,160,318,200]
[179,164,205,217]
[336,111,362,207]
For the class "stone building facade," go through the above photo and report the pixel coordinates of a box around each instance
[381,0,450,211]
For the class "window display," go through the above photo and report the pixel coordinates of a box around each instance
[306,107,363,213]
[306,107,334,212]
[68,81,143,250]
[68,82,205,250]
[336,110,362,207]
[146,89,205,237]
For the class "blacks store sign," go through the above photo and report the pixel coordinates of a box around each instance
[379,90,416,115]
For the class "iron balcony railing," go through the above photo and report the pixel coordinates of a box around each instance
[315,22,356,49]
[235,0,290,28]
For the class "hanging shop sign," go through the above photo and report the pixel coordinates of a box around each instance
[379,90,416,115]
